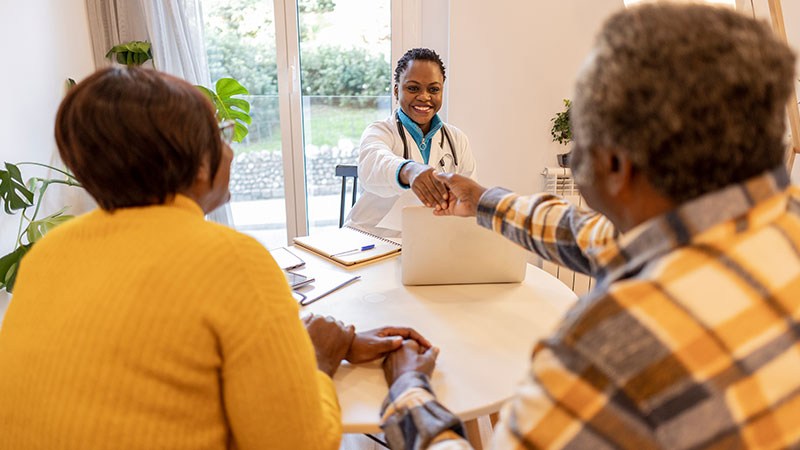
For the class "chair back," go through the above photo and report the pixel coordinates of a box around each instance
[335,164,358,227]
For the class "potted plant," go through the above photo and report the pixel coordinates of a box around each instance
[550,99,572,167]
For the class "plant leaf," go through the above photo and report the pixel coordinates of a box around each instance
[215,78,249,97]
[40,215,74,235]
[0,164,34,214]
[227,109,252,125]
[226,98,250,114]
[25,207,73,244]
[0,249,20,284]
[233,122,249,143]
[106,41,153,67]
[6,162,24,184]
[0,244,31,293]
[196,79,252,143]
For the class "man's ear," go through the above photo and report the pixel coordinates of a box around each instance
[598,148,634,197]
[393,83,398,100]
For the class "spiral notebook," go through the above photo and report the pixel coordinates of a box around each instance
[293,226,401,267]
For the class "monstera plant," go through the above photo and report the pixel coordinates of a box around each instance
[197,79,252,142]
[108,40,252,142]
[0,163,81,293]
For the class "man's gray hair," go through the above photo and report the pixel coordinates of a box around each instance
[572,3,796,202]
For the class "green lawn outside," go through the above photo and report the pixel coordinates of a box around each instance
[232,96,390,155]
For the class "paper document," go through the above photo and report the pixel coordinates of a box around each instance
[296,268,360,306]
[376,190,424,231]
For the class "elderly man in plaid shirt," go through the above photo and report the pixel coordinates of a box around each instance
[378,3,800,449]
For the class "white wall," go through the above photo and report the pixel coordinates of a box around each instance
[447,0,624,193]
[447,0,800,192]
[745,0,800,183]
[0,0,96,319]
[391,0,451,118]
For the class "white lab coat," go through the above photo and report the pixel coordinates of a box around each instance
[345,112,477,237]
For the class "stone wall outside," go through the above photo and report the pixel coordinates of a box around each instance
[229,144,359,201]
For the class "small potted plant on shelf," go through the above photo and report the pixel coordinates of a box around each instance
[550,99,572,167]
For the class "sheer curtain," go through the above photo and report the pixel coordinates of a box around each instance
[86,0,150,69]
[138,0,211,86]
[85,0,234,226]
[139,0,234,225]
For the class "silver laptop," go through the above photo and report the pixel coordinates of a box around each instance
[401,207,527,285]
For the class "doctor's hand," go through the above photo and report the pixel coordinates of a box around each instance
[303,314,356,378]
[433,173,487,217]
[345,326,432,364]
[383,339,440,387]
[399,162,449,210]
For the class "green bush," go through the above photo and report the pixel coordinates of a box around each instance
[207,35,389,100]
[300,46,390,105]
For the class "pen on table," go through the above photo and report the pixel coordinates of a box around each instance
[331,245,375,257]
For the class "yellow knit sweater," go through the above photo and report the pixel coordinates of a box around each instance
[0,195,341,450]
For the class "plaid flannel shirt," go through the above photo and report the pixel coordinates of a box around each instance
[380,167,800,449]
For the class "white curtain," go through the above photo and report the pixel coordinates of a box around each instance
[84,0,234,226]
[138,0,233,225]
[86,0,150,69]
[138,0,211,87]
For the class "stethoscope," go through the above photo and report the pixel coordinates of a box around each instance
[395,110,458,171]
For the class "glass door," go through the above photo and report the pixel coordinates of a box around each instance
[201,0,393,245]
[202,0,289,249]
[296,0,392,235]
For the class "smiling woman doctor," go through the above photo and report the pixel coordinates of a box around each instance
[344,48,477,237]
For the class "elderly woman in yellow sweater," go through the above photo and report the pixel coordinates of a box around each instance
[0,67,431,450]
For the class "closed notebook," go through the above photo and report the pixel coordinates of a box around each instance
[293,226,401,266]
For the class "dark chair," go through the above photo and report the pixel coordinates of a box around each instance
[335,164,358,228]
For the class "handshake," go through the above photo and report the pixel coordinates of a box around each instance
[399,163,487,218]
[302,314,439,386]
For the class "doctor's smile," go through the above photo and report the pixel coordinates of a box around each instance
[396,59,443,132]
[344,47,477,236]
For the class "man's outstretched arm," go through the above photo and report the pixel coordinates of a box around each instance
[434,173,617,276]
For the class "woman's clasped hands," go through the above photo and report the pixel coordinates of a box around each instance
[302,314,436,379]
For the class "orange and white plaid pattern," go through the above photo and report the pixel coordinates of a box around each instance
[381,167,800,449]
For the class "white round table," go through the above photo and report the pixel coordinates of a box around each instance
[292,247,578,436]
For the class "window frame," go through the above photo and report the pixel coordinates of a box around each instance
[270,0,447,242]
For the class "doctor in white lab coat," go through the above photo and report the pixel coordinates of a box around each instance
[345,48,477,237]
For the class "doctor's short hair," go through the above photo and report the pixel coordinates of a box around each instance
[55,67,223,211]
[394,48,447,84]
[571,3,795,203]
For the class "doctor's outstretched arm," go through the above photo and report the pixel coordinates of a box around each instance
[399,162,449,210]
[432,173,484,217]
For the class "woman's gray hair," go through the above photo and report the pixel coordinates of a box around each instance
[572,3,796,202]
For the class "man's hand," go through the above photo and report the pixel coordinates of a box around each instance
[383,340,439,386]
[302,314,356,377]
[432,173,487,217]
[400,162,449,210]
[346,327,432,364]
